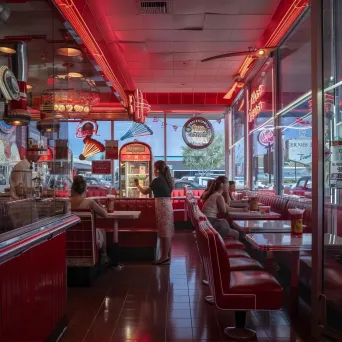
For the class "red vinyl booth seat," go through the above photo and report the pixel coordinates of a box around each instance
[95,199,157,248]
[66,211,98,267]
[197,220,283,339]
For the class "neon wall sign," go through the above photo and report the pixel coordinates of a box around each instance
[248,85,264,122]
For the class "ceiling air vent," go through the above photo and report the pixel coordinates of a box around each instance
[137,1,171,14]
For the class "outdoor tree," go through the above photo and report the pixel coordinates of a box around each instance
[182,134,225,174]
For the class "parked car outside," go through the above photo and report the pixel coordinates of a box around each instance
[291,176,312,196]
[174,180,205,190]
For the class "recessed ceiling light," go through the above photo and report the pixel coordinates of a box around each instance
[27,84,33,90]
[68,72,83,78]
[57,47,82,57]
[258,49,266,56]
[0,47,16,54]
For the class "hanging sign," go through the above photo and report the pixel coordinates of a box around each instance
[285,139,312,165]
[182,117,214,149]
[330,141,342,180]
[75,120,99,139]
[55,139,69,160]
[248,85,264,122]
[105,140,119,160]
[92,160,112,175]
[258,129,274,146]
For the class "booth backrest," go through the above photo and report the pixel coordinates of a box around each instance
[67,211,98,266]
[96,198,156,230]
[197,220,231,299]
[86,187,111,197]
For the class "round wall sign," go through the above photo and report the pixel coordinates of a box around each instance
[0,66,20,101]
[182,117,214,149]
[258,129,274,146]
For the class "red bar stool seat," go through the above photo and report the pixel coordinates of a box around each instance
[229,257,263,271]
[224,239,246,250]
[198,220,283,340]
[226,249,251,258]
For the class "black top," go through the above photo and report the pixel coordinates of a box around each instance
[150,176,172,198]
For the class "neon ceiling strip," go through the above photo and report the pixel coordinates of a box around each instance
[53,0,128,107]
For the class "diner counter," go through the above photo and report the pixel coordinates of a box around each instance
[0,213,80,342]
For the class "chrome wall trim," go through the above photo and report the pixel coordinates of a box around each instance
[310,0,325,338]
[0,214,80,265]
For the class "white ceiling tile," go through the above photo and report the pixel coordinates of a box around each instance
[106,15,143,30]
[126,61,151,70]
[196,69,217,76]
[238,0,281,15]
[129,69,152,77]
[202,30,232,42]
[229,29,264,42]
[198,52,245,61]
[134,83,156,91]
[196,60,221,70]
[144,30,174,41]
[204,14,271,30]
[133,76,154,82]
[173,61,198,69]
[90,0,137,16]
[173,30,203,42]
[173,0,205,14]
[152,70,174,77]
[146,42,173,53]
[204,0,240,14]
[173,14,205,30]
[200,41,252,52]
[174,69,196,76]
[149,53,174,62]
[174,52,200,61]
[173,41,201,53]
[115,30,145,42]
[118,42,146,55]
[222,60,244,69]
[141,15,174,30]
[149,61,174,70]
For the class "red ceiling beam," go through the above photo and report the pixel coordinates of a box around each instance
[51,0,134,108]
[224,0,309,103]
[144,93,230,106]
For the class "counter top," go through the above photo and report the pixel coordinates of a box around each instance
[0,213,80,264]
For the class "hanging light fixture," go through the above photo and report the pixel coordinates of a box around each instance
[4,109,30,126]
[36,118,60,134]
[57,47,82,57]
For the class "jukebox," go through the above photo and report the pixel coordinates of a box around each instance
[119,142,152,198]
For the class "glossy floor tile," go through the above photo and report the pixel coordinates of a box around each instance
[60,230,310,342]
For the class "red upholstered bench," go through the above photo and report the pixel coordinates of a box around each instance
[95,198,158,260]
[66,211,101,286]
[197,219,283,340]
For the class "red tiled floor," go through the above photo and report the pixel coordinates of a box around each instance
[60,230,309,342]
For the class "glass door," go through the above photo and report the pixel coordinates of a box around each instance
[312,0,342,338]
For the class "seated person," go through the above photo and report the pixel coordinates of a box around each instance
[70,175,110,264]
[223,180,237,205]
[200,179,214,202]
[202,176,247,239]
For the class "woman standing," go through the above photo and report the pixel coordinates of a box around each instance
[135,160,174,265]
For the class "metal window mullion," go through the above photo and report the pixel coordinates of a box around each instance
[273,49,283,195]
[310,0,325,338]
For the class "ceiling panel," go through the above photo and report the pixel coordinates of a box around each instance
[97,0,282,93]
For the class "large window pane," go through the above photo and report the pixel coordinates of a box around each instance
[249,59,275,190]
[231,92,245,188]
[166,115,225,189]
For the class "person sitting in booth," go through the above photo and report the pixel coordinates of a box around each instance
[202,176,247,239]
[223,180,237,205]
[70,175,110,264]
[200,179,214,202]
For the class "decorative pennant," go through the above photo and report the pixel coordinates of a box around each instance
[161,122,165,128]
[216,119,221,124]
[172,125,178,131]
[153,117,159,122]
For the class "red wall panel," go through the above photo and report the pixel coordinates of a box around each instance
[0,233,67,342]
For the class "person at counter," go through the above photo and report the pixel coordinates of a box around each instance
[134,160,174,265]
[202,176,247,239]
[70,176,110,264]
[9,154,40,200]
